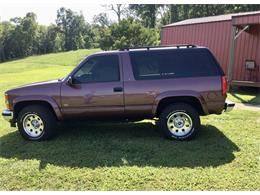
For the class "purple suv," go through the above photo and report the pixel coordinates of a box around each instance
[2,45,235,141]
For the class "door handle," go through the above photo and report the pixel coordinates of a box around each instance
[113,87,123,92]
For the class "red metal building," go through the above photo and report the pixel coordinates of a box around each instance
[161,11,260,87]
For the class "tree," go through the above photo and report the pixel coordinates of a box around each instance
[16,13,38,57]
[37,24,64,54]
[158,5,170,26]
[93,13,111,27]
[105,4,128,23]
[0,21,15,61]
[46,25,64,52]
[99,18,160,50]
[56,7,93,50]
[1,4,260,63]
[183,4,189,19]
[129,4,158,28]
[160,4,260,25]
[170,5,178,23]
[1,12,38,60]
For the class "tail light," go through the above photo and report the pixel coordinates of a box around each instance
[221,76,227,96]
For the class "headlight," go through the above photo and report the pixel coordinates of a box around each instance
[4,94,11,110]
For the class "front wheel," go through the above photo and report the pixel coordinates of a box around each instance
[158,103,201,140]
[17,105,57,141]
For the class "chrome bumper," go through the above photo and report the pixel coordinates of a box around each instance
[224,101,235,112]
[2,109,14,121]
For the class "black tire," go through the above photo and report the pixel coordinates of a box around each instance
[17,105,57,141]
[158,103,200,140]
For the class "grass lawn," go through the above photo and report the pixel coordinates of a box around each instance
[228,87,260,105]
[0,50,259,190]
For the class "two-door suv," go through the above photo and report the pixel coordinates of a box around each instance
[2,45,235,141]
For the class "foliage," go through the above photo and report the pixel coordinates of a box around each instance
[42,25,64,53]
[0,13,38,61]
[0,21,15,61]
[56,7,94,51]
[0,8,95,62]
[99,18,160,50]
[129,4,158,28]
[167,4,260,23]
[0,5,260,62]
[93,13,111,27]
[128,4,260,26]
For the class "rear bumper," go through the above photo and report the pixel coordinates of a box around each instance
[224,101,235,112]
[2,109,14,122]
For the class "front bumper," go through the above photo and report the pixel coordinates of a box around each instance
[2,109,14,122]
[224,101,235,112]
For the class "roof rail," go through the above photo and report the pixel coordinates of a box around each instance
[119,44,197,51]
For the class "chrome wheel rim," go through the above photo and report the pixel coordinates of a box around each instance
[167,112,193,137]
[23,114,44,138]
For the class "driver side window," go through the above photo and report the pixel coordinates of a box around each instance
[73,55,120,84]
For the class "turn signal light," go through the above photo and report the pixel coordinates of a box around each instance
[4,94,11,110]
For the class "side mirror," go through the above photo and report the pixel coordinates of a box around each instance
[66,76,74,86]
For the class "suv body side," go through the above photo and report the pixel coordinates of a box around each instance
[2,46,232,141]
[59,49,225,120]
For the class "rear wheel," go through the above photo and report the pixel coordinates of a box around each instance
[158,103,200,140]
[17,105,57,141]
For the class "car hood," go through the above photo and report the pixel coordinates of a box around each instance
[6,79,63,95]
[17,79,61,88]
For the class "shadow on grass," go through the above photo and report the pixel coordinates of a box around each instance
[0,122,239,169]
[229,86,260,105]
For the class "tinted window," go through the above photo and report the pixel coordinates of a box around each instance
[130,48,222,80]
[73,55,120,83]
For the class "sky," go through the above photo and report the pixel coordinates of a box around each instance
[0,2,119,25]
[0,0,257,25]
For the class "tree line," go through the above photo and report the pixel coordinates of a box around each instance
[0,4,259,62]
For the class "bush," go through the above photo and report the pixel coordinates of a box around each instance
[99,18,160,50]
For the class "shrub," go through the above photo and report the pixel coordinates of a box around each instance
[99,18,160,50]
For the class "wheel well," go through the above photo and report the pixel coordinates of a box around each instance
[156,96,205,116]
[14,101,57,120]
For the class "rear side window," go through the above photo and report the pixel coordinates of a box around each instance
[129,48,222,80]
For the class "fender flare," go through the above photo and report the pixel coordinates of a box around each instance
[152,90,208,116]
[13,95,63,120]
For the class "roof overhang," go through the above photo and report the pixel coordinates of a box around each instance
[232,13,260,26]
[163,11,260,28]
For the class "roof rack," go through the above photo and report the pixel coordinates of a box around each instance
[119,44,197,51]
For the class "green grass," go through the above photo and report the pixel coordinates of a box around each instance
[0,50,260,190]
[228,87,260,105]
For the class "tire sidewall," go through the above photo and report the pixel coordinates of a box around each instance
[18,111,46,141]
[159,104,200,140]
[17,105,56,141]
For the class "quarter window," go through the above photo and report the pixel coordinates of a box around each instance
[129,49,221,80]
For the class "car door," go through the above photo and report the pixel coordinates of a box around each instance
[60,54,124,119]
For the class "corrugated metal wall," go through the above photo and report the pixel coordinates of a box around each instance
[233,24,260,82]
[161,17,260,83]
[232,14,260,82]
[233,13,260,25]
